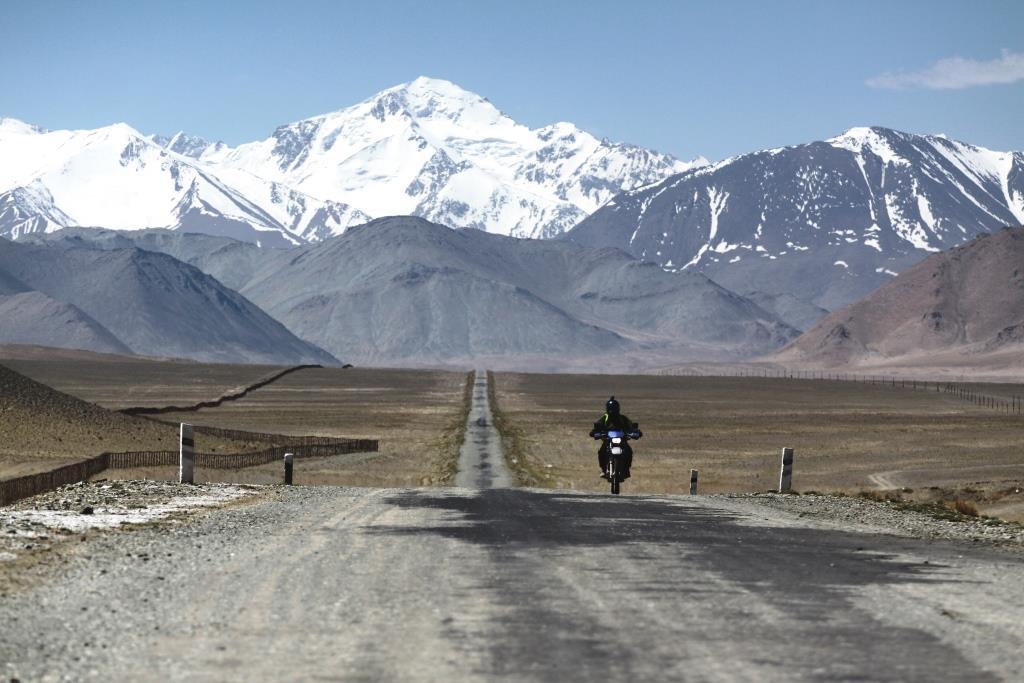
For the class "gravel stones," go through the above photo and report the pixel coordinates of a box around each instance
[718,492,1024,552]
[0,480,262,565]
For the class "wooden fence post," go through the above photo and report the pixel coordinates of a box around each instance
[179,423,194,484]
[779,447,794,493]
[284,452,294,485]
[689,469,698,495]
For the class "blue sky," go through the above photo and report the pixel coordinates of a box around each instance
[2,0,1021,161]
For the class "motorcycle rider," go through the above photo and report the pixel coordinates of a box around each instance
[589,396,642,480]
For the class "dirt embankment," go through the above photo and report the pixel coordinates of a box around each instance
[0,363,260,477]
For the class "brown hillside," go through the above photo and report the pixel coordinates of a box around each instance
[0,362,248,469]
[776,226,1024,366]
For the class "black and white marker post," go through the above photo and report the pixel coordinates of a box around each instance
[284,452,294,485]
[779,447,794,493]
[179,423,194,485]
[689,469,698,495]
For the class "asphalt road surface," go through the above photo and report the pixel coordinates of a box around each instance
[455,370,513,489]
[3,380,1024,681]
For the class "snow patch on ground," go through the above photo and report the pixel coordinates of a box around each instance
[1,484,255,534]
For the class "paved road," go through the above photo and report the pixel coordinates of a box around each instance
[455,371,513,489]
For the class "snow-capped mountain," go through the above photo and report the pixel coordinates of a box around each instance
[0,78,701,244]
[0,117,368,245]
[567,127,1024,312]
[200,77,703,238]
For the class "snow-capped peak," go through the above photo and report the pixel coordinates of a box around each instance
[827,126,910,166]
[0,117,45,135]
[197,78,701,238]
[350,75,529,148]
[392,76,496,115]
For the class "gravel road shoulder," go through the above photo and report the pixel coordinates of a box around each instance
[709,492,1024,552]
[0,480,265,593]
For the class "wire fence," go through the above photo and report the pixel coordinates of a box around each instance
[659,367,1024,415]
[192,425,347,445]
[0,438,378,507]
[104,439,378,470]
[0,455,110,507]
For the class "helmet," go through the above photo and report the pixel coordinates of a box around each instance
[605,396,620,417]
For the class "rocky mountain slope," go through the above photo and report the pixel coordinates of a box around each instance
[35,220,798,369]
[0,238,337,364]
[774,226,1024,366]
[0,291,132,355]
[566,127,1024,314]
[0,78,699,244]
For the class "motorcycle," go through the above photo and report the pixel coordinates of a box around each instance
[594,427,640,495]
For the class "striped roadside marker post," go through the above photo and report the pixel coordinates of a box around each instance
[179,423,194,484]
[689,469,698,495]
[284,452,294,485]
[779,447,794,493]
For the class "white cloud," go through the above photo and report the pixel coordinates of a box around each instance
[867,49,1024,90]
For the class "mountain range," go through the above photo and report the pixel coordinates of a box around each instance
[3,77,1024,370]
[0,77,700,245]
[25,219,797,369]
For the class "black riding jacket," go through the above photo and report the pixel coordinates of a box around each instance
[591,413,636,436]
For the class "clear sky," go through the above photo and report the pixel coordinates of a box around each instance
[2,0,1021,161]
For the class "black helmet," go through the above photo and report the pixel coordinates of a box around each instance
[605,396,620,416]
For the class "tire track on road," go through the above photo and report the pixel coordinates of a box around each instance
[454,370,512,489]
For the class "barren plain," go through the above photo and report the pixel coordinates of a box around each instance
[0,344,286,409]
[491,372,1024,519]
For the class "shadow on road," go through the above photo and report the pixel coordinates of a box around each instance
[377,488,945,592]
[364,488,993,681]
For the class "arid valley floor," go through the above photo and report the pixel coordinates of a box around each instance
[3,349,1024,681]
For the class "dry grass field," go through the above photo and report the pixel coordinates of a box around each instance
[148,367,472,487]
[2,352,470,488]
[491,372,1024,518]
[0,347,283,409]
